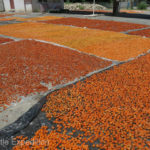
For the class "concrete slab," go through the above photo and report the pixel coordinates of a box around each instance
[0,34,22,41]
[0,94,43,130]
[0,20,23,26]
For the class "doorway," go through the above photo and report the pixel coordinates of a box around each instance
[10,0,15,9]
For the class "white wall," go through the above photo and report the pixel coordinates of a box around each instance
[3,0,11,11]
[25,4,32,12]
[14,0,25,12]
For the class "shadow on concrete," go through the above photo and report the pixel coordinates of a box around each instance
[66,10,150,20]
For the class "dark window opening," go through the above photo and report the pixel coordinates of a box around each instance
[39,0,48,3]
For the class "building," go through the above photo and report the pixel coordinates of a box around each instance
[2,0,64,12]
[0,0,4,11]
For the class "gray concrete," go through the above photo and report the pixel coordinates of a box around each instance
[0,94,43,130]
[0,20,24,26]
[0,34,22,41]
[122,26,150,34]
[13,13,44,18]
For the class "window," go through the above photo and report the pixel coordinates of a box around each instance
[39,0,47,3]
